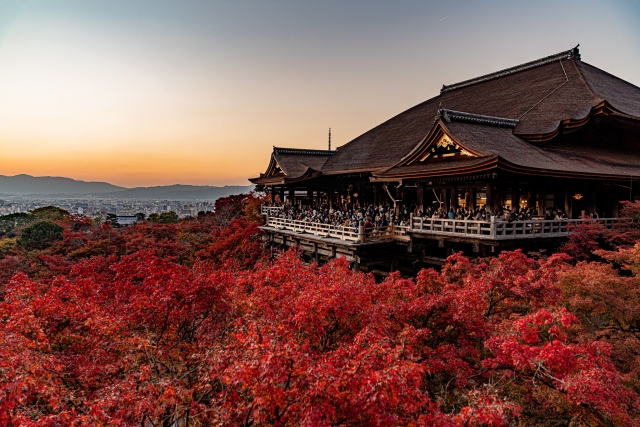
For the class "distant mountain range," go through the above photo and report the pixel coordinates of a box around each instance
[0,175,254,200]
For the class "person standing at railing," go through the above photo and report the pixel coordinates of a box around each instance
[545,208,554,220]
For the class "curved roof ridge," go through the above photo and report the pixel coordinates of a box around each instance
[273,147,335,156]
[438,107,519,128]
[441,46,581,94]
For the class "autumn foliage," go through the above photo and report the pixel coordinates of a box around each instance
[1,196,639,426]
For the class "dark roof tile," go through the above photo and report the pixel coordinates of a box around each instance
[322,52,638,174]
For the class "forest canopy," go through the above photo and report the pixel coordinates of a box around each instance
[0,196,639,426]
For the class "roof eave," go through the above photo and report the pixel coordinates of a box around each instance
[517,100,640,144]
[371,157,499,181]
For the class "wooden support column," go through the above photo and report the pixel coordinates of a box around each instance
[279,187,285,204]
[265,186,271,203]
[588,188,597,216]
[417,184,425,213]
[537,189,545,216]
[288,188,295,205]
[485,183,493,213]
[440,188,448,211]
[470,188,477,209]
[452,185,458,209]
[492,184,503,213]
[352,256,360,272]
[611,194,620,218]
[512,184,520,211]
[527,190,535,211]
[565,188,572,219]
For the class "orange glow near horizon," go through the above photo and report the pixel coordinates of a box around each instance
[1,2,638,187]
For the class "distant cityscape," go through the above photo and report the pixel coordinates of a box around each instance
[0,174,255,219]
[0,197,218,219]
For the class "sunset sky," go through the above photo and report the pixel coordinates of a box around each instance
[1,0,639,187]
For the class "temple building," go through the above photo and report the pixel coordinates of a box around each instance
[250,46,640,274]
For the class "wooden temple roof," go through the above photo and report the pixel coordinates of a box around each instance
[251,46,640,184]
[373,117,640,181]
[249,147,335,185]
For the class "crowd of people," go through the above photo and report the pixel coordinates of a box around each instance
[263,201,570,229]
[266,203,402,229]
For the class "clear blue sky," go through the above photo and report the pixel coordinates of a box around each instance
[1,0,638,186]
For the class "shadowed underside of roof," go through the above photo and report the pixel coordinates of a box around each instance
[374,120,640,180]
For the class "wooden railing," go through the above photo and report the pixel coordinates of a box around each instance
[266,217,360,241]
[261,205,284,216]
[411,216,617,240]
[264,215,409,243]
[262,206,617,243]
[491,217,617,240]
[411,217,493,238]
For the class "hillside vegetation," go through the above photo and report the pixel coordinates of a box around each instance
[0,196,639,426]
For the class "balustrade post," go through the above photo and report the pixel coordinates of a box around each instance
[490,215,496,238]
[358,219,365,243]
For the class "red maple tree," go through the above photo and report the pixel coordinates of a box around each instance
[1,195,639,426]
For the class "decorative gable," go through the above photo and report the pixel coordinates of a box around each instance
[272,161,283,175]
[398,122,482,167]
[264,155,285,177]
[418,134,476,161]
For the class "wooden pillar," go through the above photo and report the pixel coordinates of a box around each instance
[527,189,535,211]
[452,185,458,209]
[611,194,619,218]
[485,183,493,213]
[440,188,448,211]
[417,184,425,213]
[512,184,520,211]
[565,188,572,219]
[279,187,285,203]
[588,188,597,216]
[288,188,295,205]
[492,184,503,213]
[470,188,477,209]
[537,189,545,216]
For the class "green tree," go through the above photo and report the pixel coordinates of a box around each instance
[105,214,120,228]
[149,211,178,224]
[0,213,31,237]
[0,238,16,257]
[29,206,69,222]
[18,221,64,251]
